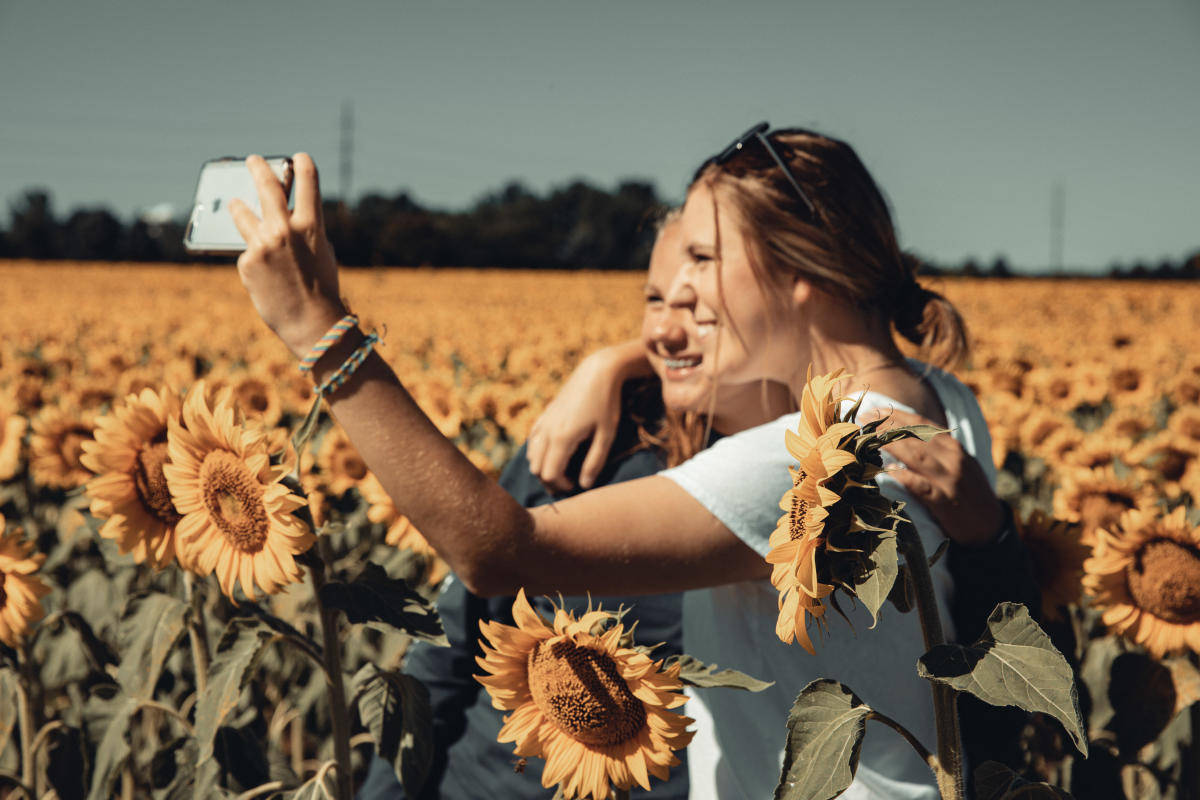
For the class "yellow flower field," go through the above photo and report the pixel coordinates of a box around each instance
[2,259,1200,798]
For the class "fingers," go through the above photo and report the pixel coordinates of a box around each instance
[525,425,546,479]
[579,423,616,490]
[537,438,575,493]
[888,465,947,506]
[244,155,291,225]
[290,153,324,233]
[228,197,262,246]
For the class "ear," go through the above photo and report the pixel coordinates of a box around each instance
[791,276,813,306]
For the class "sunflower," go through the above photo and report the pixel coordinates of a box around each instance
[474,589,694,799]
[1016,510,1088,621]
[80,387,183,568]
[1052,465,1157,545]
[359,472,447,585]
[1128,431,1198,500]
[28,403,96,490]
[767,369,906,651]
[0,514,52,648]
[163,382,315,601]
[1083,507,1200,657]
[315,425,370,497]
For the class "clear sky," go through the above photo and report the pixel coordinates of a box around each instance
[2,0,1197,272]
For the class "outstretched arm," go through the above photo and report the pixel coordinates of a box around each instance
[229,154,767,598]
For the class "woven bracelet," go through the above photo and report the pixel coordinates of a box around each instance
[315,331,379,397]
[298,314,359,374]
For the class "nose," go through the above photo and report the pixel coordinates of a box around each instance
[654,311,689,354]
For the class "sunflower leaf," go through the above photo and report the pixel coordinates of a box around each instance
[116,591,189,700]
[84,692,138,800]
[774,679,871,800]
[917,602,1087,756]
[352,663,433,797]
[320,562,447,646]
[288,394,325,482]
[973,760,1073,799]
[850,531,898,628]
[195,617,282,766]
[665,654,773,692]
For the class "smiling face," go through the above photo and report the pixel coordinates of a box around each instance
[670,183,806,393]
[641,206,796,432]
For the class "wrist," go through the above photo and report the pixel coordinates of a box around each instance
[279,302,351,361]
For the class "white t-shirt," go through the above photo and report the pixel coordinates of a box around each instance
[661,361,994,800]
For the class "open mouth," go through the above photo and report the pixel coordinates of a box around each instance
[663,356,702,378]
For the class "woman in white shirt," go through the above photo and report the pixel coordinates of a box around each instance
[230,123,1000,799]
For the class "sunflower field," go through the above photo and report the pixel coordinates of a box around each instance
[1,260,1199,799]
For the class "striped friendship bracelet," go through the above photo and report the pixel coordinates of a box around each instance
[298,314,359,374]
[315,331,380,397]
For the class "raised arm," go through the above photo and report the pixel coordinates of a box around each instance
[229,154,766,597]
[525,339,653,492]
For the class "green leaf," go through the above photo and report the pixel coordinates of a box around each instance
[194,618,281,766]
[320,562,447,646]
[850,531,897,628]
[85,693,138,800]
[973,760,1073,799]
[917,602,1087,756]
[116,592,189,699]
[0,668,19,770]
[887,563,915,613]
[35,611,117,690]
[352,663,433,797]
[774,680,871,800]
[664,654,773,692]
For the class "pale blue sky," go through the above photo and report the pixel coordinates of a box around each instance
[2,0,1197,271]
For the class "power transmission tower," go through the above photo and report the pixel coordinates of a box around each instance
[339,100,354,208]
[1050,181,1065,271]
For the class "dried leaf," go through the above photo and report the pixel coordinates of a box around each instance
[663,654,773,692]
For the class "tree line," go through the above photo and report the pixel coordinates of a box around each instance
[1,185,1196,278]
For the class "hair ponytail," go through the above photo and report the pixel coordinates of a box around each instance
[893,254,969,370]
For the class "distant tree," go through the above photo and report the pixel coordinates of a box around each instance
[62,208,124,261]
[8,190,61,259]
[988,257,1012,278]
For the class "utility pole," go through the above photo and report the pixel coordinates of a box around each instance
[1050,181,1065,272]
[339,100,354,209]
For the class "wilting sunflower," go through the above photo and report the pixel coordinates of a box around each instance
[1016,510,1088,621]
[163,382,315,601]
[475,589,694,800]
[359,472,447,585]
[766,369,922,652]
[29,403,96,490]
[0,514,52,648]
[80,387,183,568]
[1083,507,1200,657]
[767,370,860,652]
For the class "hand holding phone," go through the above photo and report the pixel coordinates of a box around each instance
[183,156,293,254]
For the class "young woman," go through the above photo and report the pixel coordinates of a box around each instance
[232,125,1011,799]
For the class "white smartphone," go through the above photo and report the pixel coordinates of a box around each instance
[183,156,293,254]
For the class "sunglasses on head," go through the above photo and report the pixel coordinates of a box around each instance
[699,121,820,227]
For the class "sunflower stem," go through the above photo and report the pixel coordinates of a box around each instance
[184,572,211,695]
[309,539,353,800]
[897,522,964,800]
[16,645,35,789]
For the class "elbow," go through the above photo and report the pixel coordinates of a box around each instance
[455,558,522,598]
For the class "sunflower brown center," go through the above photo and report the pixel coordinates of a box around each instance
[789,468,810,542]
[336,450,368,482]
[199,450,269,553]
[237,382,271,414]
[1113,369,1141,393]
[135,439,181,525]
[1079,492,1134,533]
[526,638,646,747]
[60,426,92,469]
[1127,540,1200,625]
